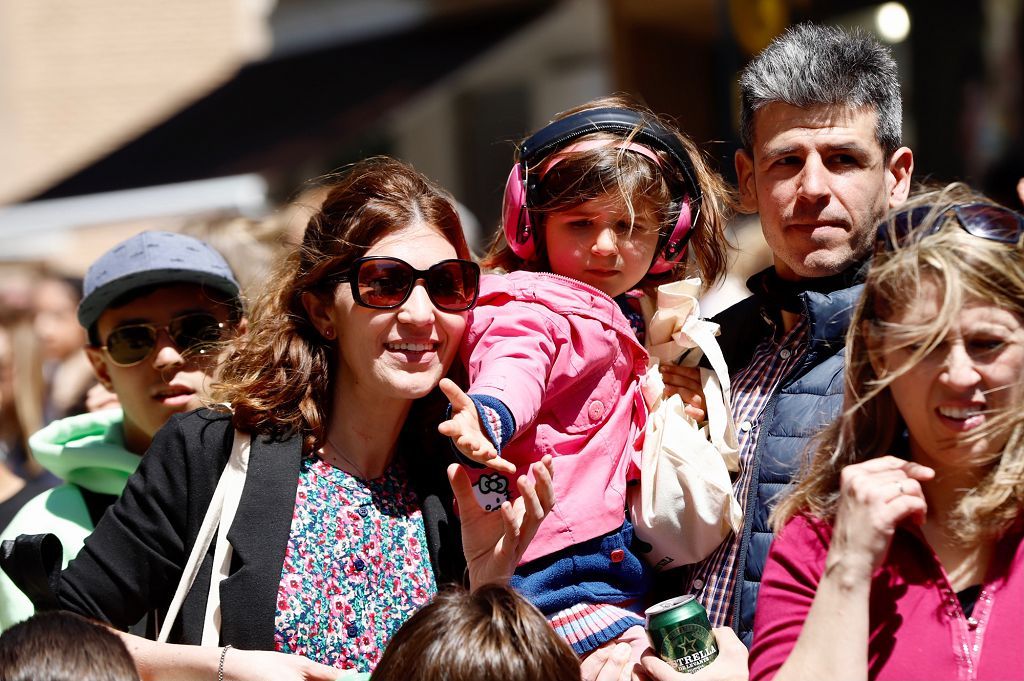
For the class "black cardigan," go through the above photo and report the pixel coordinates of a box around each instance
[58,409,465,648]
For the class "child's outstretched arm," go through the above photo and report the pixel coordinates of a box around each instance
[438,378,517,475]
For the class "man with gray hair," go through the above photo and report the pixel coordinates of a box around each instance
[662,23,915,647]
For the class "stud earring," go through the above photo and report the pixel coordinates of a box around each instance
[323,327,335,340]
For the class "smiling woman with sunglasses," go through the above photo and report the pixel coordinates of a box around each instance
[749,183,1024,681]
[49,157,554,681]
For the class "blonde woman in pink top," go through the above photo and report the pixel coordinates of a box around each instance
[750,183,1024,681]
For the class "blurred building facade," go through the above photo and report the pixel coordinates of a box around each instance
[0,0,1020,281]
[0,0,272,205]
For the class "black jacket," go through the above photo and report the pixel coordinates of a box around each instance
[57,409,465,647]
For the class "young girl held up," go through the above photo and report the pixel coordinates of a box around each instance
[439,95,733,660]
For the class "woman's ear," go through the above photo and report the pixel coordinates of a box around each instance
[301,291,336,340]
[863,321,887,377]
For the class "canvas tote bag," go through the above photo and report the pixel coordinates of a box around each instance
[630,279,743,571]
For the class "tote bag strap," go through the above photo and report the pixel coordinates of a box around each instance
[201,431,250,645]
[681,323,739,469]
[157,429,251,644]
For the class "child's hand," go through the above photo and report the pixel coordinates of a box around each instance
[659,364,706,421]
[438,378,517,475]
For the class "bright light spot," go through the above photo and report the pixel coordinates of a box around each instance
[875,3,910,43]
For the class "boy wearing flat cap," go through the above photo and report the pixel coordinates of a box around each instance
[0,231,245,629]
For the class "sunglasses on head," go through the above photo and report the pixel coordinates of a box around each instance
[101,312,227,367]
[876,202,1024,253]
[332,257,481,312]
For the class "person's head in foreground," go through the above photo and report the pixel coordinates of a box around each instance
[486,93,733,296]
[370,584,581,681]
[0,610,140,681]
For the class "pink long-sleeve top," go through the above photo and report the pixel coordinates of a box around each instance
[462,271,649,565]
[750,514,1024,681]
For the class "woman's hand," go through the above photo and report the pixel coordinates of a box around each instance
[438,378,517,474]
[829,456,935,581]
[659,364,706,421]
[583,627,749,681]
[448,456,555,589]
[758,457,935,681]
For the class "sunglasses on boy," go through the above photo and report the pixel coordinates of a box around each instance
[876,202,1024,253]
[100,312,228,367]
[332,257,480,312]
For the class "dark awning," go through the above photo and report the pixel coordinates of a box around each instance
[33,3,550,200]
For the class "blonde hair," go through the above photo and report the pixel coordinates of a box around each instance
[773,182,1024,545]
[484,94,734,294]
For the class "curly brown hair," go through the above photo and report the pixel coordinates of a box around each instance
[212,156,471,454]
[485,94,734,294]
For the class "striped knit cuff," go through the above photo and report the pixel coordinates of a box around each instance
[549,603,645,655]
[445,394,516,468]
[471,394,515,452]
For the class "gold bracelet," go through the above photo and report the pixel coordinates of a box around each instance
[218,644,233,681]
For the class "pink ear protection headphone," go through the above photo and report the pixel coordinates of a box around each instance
[502,107,702,274]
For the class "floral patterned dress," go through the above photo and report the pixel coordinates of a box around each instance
[273,455,437,673]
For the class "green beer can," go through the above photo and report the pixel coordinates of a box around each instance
[645,595,719,673]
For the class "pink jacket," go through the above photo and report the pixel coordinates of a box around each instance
[463,271,649,564]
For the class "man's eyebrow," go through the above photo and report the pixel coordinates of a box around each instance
[825,142,871,153]
[761,141,870,159]
[762,144,801,158]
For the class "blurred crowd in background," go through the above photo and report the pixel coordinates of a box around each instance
[0,209,301,526]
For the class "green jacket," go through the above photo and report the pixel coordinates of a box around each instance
[0,408,139,629]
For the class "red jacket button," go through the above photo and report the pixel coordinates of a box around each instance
[610,549,625,563]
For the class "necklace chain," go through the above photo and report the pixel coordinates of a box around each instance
[323,437,369,480]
